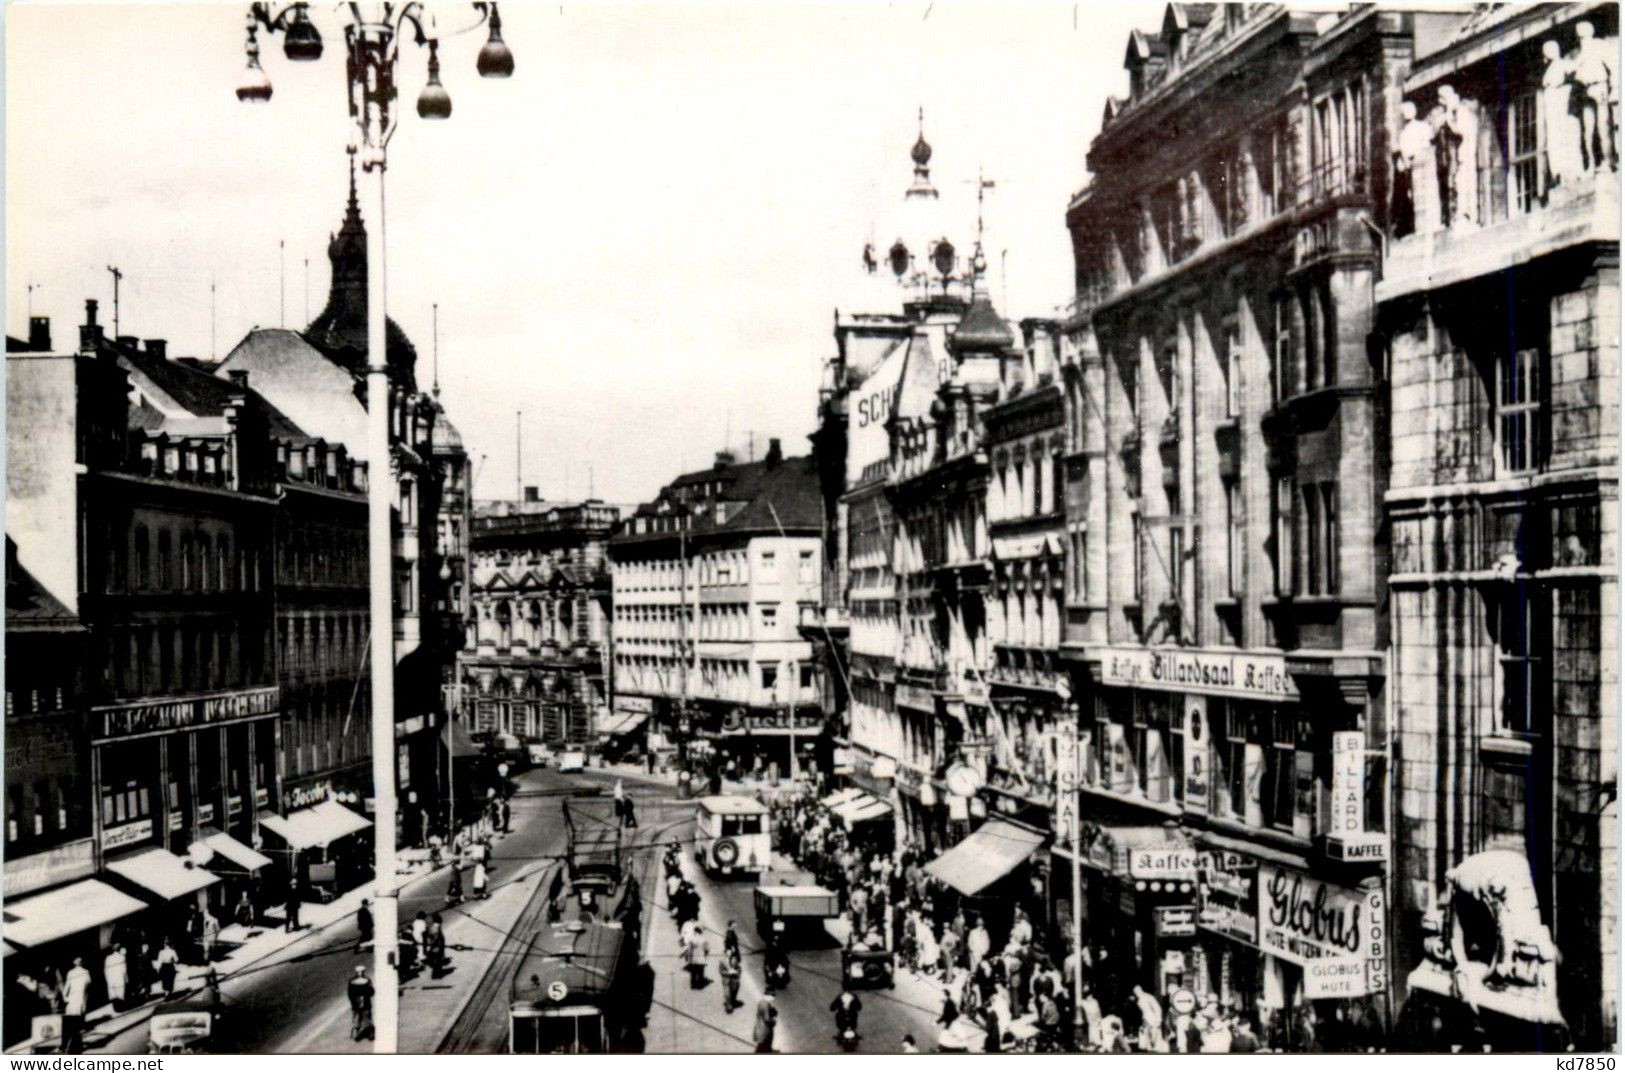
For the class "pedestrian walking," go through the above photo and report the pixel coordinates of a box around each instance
[201,909,220,962]
[348,966,374,1041]
[61,957,92,1053]
[412,911,429,954]
[447,863,464,904]
[357,899,374,950]
[473,860,489,899]
[719,947,742,1013]
[285,884,302,932]
[234,890,255,928]
[623,795,637,830]
[427,914,448,977]
[680,919,708,989]
[104,945,129,1012]
[154,939,180,997]
[723,920,740,959]
[752,995,778,1053]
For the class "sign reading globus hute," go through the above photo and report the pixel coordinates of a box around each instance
[1099,646,1299,701]
[1257,864,1387,997]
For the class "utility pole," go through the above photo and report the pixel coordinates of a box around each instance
[106,266,123,339]
[432,303,440,396]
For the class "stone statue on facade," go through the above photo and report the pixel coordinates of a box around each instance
[1393,100,1438,235]
[1434,85,1480,226]
[1541,39,1585,190]
[1573,21,1616,173]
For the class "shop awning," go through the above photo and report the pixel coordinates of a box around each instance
[830,791,892,828]
[197,828,272,873]
[3,879,147,948]
[924,819,1047,896]
[597,711,649,738]
[105,848,219,903]
[258,801,372,850]
[822,787,862,811]
[442,719,483,760]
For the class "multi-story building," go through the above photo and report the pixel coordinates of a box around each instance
[1375,3,1618,1049]
[1058,2,1456,1044]
[221,165,457,833]
[5,306,288,1041]
[428,402,473,745]
[460,493,618,747]
[610,442,824,778]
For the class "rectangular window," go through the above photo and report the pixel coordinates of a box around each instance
[1272,295,1290,403]
[1509,89,1541,215]
[1497,588,1549,737]
[1301,287,1321,392]
[1274,478,1295,596]
[1265,709,1296,831]
[1227,483,1245,597]
[759,663,779,691]
[1223,318,1243,417]
[761,550,776,571]
[798,549,815,583]
[759,604,778,629]
[1303,486,1322,596]
[1168,527,1184,605]
[1499,347,1544,474]
[800,664,815,690]
[1322,483,1339,595]
[1131,514,1143,603]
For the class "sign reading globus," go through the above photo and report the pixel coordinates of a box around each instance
[1100,647,1299,701]
[1257,864,1386,996]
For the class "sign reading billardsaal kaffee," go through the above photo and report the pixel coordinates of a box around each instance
[1257,864,1386,996]
[1099,647,1299,701]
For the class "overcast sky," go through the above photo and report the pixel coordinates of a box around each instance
[6,1,1158,505]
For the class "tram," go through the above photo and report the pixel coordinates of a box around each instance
[509,920,640,1053]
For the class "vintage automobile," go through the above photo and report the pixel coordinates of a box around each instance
[148,989,227,1054]
[694,795,769,879]
[753,872,838,944]
[557,750,588,774]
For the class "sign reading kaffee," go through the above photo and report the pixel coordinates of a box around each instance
[1100,647,1299,701]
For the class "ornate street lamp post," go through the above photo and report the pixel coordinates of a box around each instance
[236,2,512,1053]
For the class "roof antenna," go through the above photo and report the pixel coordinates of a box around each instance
[304,257,311,325]
[26,280,36,318]
[279,239,286,328]
[106,266,123,339]
[432,302,440,396]
[210,277,217,361]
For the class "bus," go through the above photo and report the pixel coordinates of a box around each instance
[692,795,770,879]
[509,920,640,1053]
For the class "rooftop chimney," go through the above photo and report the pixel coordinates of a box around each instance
[28,317,50,352]
[228,370,250,388]
[80,299,103,352]
[765,438,783,468]
[144,339,167,361]
[524,485,540,503]
[714,450,736,470]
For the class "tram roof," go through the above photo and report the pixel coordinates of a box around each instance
[511,920,627,1009]
[696,794,767,814]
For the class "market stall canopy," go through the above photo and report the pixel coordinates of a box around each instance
[924,818,1047,896]
[197,828,272,873]
[258,800,372,850]
[830,790,892,828]
[3,879,145,948]
[105,847,220,902]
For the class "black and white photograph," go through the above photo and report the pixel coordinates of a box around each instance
[2,0,1620,1058]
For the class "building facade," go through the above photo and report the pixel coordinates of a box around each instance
[1375,2,1619,1048]
[460,494,618,747]
[610,442,824,778]
[1058,1,1442,1043]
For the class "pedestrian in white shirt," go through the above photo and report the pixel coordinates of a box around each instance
[103,946,128,1011]
[61,957,93,1052]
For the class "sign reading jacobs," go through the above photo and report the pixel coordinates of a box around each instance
[1100,646,1299,701]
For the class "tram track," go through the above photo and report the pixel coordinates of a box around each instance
[436,810,688,1053]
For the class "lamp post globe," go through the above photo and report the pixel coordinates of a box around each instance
[477,6,514,77]
[418,41,453,120]
[282,4,323,61]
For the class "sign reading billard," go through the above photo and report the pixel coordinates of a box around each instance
[94,687,280,741]
[1100,647,1299,701]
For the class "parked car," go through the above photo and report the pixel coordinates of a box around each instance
[527,743,553,768]
[557,750,587,774]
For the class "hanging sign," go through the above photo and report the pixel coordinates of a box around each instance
[1183,698,1209,816]
[1329,731,1364,836]
[1303,956,1371,999]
